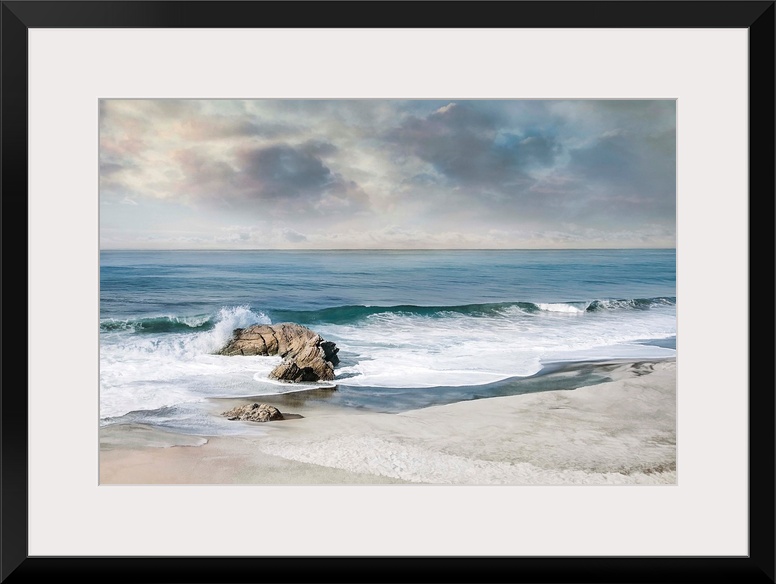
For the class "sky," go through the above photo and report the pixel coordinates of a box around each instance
[99,99,676,249]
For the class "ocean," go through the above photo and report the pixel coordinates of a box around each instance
[99,249,676,436]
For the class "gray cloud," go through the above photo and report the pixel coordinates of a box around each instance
[387,103,562,202]
[99,99,675,249]
[281,228,307,243]
[162,142,371,218]
[300,139,338,158]
[559,128,676,224]
[237,145,335,199]
[380,101,674,230]
[99,161,126,176]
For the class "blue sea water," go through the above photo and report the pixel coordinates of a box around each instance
[100,249,676,435]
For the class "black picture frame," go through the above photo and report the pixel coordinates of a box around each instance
[2,2,773,582]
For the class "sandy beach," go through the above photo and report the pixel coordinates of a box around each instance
[100,358,676,486]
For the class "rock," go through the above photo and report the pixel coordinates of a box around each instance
[222,403,284,422]
[218,322,339,382]
[270,360,321,383]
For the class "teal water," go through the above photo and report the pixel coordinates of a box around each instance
[100,249,676,434]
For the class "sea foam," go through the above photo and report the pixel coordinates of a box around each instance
[100,300,677,419]
[316,302,676,389]
[100,306,276,418]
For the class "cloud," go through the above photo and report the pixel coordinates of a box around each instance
[176,116,297,141]
[386,102,561,198]
[380,100,674,230]
[300,139,338,158]
[99,99,676,249]
[171,148,238,201]
[558,127,676,224]
[280,228,307,243]
[100,161,126,176]
[237,145,335,199]
[434,102,456,115]
[150,142,373,218]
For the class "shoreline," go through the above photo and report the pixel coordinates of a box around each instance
[208,353,678,416]
[100,358,676,485]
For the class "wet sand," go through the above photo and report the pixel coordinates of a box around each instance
[100,359,676,485]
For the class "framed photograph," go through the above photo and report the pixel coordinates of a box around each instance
[4,1,773,582]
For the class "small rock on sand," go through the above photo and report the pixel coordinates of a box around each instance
[223,403,285,423]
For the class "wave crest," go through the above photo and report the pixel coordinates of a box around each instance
[270,297,676,324]
[100,314,213,333]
